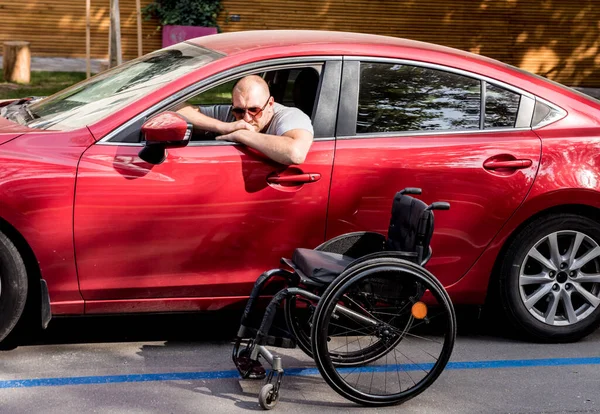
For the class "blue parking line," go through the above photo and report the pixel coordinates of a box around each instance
[1,357,599,389]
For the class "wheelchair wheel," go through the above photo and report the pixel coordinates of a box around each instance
[258,383,279,410]
[285,291,404,366]
[311,258,456,407]
[284,294,315,358]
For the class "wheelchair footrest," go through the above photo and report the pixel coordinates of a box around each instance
[234,354,267,380]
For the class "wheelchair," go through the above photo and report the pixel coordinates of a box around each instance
[232,188,457,409]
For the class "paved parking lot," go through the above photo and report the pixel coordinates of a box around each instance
[0,311,599,414]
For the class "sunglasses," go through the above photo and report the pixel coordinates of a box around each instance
[231,97,271,118]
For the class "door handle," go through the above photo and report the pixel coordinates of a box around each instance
[483,159,533,170]
[267,173,321,184]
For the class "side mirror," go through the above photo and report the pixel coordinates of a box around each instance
[139,111,192,164]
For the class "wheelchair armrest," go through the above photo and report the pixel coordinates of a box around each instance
[315,231,386,259]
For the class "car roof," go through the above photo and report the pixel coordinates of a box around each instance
[188,29,484,62]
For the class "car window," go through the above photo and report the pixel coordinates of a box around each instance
[186,79,237,106]
[109,64,325,144]
[357,62,481,134]
[176,66,322,142]
[485,84,521,128]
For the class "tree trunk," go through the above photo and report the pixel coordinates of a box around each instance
[3,41,31,84]
[135,0,143,57]
[86,0,91,78]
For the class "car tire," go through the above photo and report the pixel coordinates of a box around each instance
[0,231,28,344]
[499,214,600,343]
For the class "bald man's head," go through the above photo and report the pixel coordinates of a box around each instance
[233,75,270,99]
[231,75,274,131]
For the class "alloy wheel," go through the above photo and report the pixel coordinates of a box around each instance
[519,230,600,326]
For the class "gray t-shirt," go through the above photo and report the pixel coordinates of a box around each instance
[199,102,314,136]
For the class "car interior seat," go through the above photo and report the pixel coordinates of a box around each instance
[292,68,320,118]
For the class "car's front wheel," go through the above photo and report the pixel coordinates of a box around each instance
[0,231,28,344]
[499,214,600,342]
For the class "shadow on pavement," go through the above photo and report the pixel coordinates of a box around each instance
[5,305,526,349]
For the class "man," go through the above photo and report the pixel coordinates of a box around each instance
[177,75,314,165]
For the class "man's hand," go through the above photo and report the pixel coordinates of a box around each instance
[218,120,256,135]
[176,105,256,135]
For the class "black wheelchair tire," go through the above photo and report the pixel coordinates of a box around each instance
[310,257,456,406]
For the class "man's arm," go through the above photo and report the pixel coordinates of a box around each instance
[216,128,313,165]
[176,105,254,135]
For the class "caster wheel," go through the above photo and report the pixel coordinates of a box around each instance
[258,383,279,410]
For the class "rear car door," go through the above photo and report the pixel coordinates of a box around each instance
[73,58,341,310]
[327,58,541,287]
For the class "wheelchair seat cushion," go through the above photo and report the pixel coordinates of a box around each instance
[292,248,354,283]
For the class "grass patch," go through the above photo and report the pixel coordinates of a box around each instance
[0,71,87,100]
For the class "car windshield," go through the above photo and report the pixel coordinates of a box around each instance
[20,43,222,131]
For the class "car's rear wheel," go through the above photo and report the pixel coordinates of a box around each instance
[499,214,600,342]
[0,231,28,344]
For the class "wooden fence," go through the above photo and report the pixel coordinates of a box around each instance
[0,0,598,86]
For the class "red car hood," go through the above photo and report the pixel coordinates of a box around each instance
[0,115,35,144]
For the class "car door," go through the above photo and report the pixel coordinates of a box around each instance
[73,58,342,306]
[327,58,541,287]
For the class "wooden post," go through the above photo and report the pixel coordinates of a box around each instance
[86,0,91,78]
[109,0,122,68]
[136,0,143,57]
[3,41,31,84]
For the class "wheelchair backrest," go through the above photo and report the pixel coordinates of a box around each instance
[385,192,434,264]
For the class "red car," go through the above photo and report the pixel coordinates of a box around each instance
[1,30,599,344]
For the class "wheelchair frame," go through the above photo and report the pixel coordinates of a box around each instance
[232,188,456,410]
